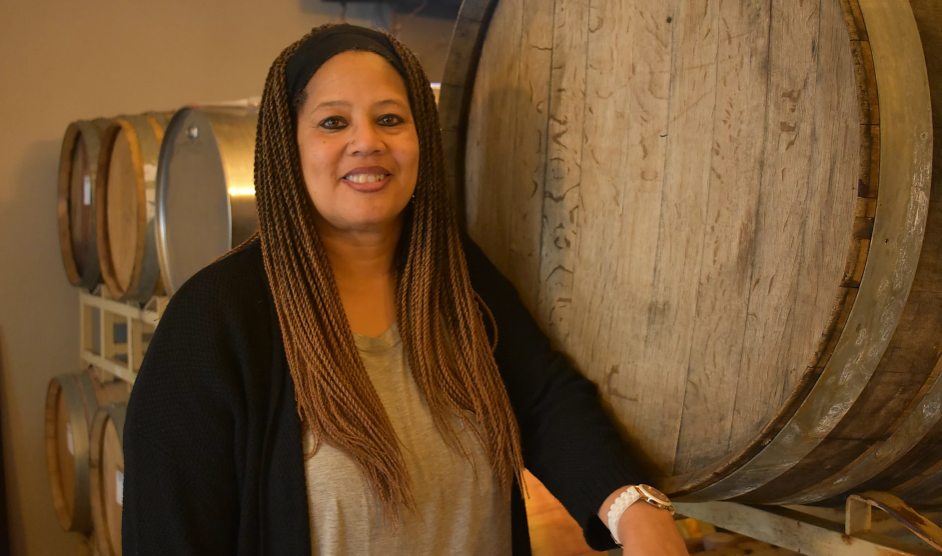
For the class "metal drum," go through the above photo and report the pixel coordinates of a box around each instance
[155,104,259,295]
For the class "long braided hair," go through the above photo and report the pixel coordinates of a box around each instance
[253,24,526,522]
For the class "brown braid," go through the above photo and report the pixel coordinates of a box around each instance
[252,24,525,524]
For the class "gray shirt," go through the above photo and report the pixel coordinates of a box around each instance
[303,325,513,555]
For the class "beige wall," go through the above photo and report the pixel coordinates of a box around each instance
[0,2,454,554]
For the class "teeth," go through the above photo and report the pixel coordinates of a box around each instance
[345,174,387,184]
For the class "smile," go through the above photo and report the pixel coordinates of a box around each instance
[343,173,390,184]
[341,173,392,193]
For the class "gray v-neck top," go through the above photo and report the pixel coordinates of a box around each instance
[302,325,512,555]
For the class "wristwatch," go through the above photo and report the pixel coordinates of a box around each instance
[607,484,675,546]
[634,484,674,514]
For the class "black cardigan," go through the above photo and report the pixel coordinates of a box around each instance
[122,237,645,555]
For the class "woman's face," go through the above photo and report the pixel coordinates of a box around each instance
[296,50,419,235]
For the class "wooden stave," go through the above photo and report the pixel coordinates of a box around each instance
[89,403,126,556]
[95,113,169,304]
[683,0,942,505]
[440,0,932,504]
[58,119,109,290]
[668,0,930,503]
[704,0,942,504]
[44,370,129,533]
[155,104,259,295]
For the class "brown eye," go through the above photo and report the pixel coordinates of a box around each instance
[319,116,348,130]
[378,114,403,127]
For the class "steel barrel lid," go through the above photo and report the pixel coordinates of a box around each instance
[156,104,259,295]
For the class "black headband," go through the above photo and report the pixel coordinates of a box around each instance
[286,24,408,107]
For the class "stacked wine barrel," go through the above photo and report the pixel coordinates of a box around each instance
[45,370,128,538]
[52,102,260,556]
[442,0,941,511]
[57,104,261,301]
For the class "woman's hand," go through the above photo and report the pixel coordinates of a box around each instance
[616,502,688,555]
[599,487,689,556]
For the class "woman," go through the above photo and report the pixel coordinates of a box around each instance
[122,23,687,556]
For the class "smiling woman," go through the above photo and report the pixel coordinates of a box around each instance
[296,51,419,237]
[120,23,686,556]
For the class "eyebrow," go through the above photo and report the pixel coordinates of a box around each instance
[312,98,407,111]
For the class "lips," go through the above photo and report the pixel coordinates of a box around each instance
[342,165,392,193]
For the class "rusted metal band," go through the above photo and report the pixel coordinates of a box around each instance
[846,491,942,550]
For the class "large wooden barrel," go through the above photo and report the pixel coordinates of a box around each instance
[89,403,126,556]
[44,370,129,533]
[441,0,936,505]
[96,113,170,303]
[58,119,109,290]
[155,104,259,294]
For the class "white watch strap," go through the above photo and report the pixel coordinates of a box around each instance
[606,487,641,546]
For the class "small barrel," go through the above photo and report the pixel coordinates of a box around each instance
[89,403,127,556]
[58,119,109,290]
[44,370,129,533]
[155,104,258,294]
[96,113,171,303]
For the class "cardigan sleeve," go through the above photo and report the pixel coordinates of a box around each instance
[462,236,648,551]
[122,252,263,555]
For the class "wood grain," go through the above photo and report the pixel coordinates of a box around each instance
[106,128,139,292]
[505,0,554,315]
[96,115,166,302]
[567,0,674,471]
[536,0,590,343]
[446,0,935,504]
[672,0,770,474]
[726,0,822,461]
[464,0,523,281]
[628,0,719,475]
[731,0,861,501]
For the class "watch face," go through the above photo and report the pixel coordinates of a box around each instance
[638,484,670,504]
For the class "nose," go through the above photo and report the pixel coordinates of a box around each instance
[347,121,385,156]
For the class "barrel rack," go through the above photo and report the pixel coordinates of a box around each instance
[78,287,167,385]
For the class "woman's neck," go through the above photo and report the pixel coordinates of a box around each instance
[315,218,401,338]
